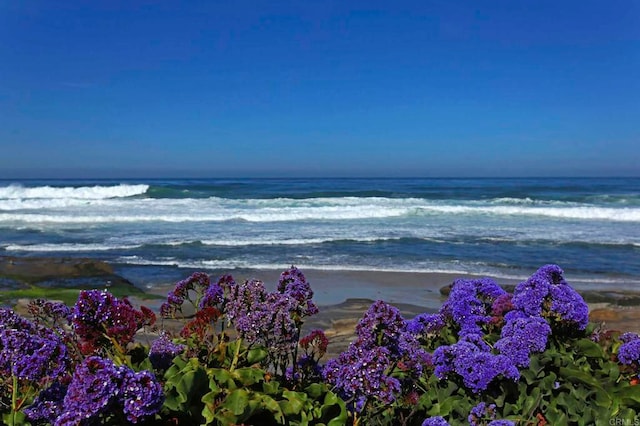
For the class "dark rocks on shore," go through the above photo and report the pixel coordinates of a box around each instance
[0,255,142,294]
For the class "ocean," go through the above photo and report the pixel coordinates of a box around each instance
[1,177,639,292]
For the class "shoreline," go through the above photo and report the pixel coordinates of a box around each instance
[3,256,640,345]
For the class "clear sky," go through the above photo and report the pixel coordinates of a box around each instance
[1,0,638,178]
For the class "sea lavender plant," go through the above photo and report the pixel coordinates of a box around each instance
[23,381,68,425]
[149,332,185,370]
[510,264,589,330]
[324,301,431,416]
[468,402,497,425]
[432,335,519,393]
[59,356,126,422]
[422,417,450,426]
[617,332,640,366]
[56,356,163,424]
[440,278,506,337]
[0,308,68,383]
[27,299,73,327]
[121,369,165,423]
[160,271,215,318]
[324,345,401,411]
[494,316,552,368]
[278,266,319,319]
[72,290,155,355]
[406,312,446,336]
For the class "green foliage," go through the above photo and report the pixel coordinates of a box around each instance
[160,356,347,425]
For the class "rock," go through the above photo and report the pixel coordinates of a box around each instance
[0,255,144,300]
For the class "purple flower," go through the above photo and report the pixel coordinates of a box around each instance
[432,337,519,393]
[488,421,516,426]
[495,316,551,368]
[57,356,163,424]
[510,264,589,331]
[72,290,148,354]
[422,417,450,426]
[549,285,589,330]
[356,300,406,351]
[491,293,514,317]
[162,272,214,317]
[440,278,506,337]
[618,335,640,365]
[469,402,497,425]
[225,279,267,325]
[28,299,72,326]
[621,332,640,343]
[324,345,401,411]
[149,333,185,370]
[61,356,125,421]
[406,313,445,336]
[0,309,68,382]
[121,370,165,423]
[278,266,319,318]
[198,280,224,310]
[24,381,68,425]
[325,301,431,411]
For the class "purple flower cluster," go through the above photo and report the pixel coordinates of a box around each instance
[440,278,507,337]
[495,316,552,368]
[0,308,68,382]
[225,271,320,364]
[72,290,154,355]
[324,301,431,412]
[617,332,640,365]
[491,293,514,317]
[23,381,68,425]
[325,345,401,411]
[278,266,319,319]
[160,271,213,317]
[422,417,450,426]
[432,335,519,393]
[28,299,73,326]
[511,264,589,330]
[149,333,185,370]
[406,313,445,336]
[468,402,497,425]
[32,356,164,425]
[198,280,224,310]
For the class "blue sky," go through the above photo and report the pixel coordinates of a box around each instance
[1,0,638,178]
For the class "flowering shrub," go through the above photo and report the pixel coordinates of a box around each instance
[1,264,640,425]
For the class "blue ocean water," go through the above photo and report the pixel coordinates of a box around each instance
[0,177,638,291]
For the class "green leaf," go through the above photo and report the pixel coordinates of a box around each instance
[262,380,281,395]
[576,338,605,358]
[232,367,265,386]
[247,347,269,364]
[223,389,250,416]
[281,390,307,415]
[305,383,325,399]
[258,394,285,423]
[620,384,640,407]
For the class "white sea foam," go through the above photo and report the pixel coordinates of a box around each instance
[3,243,143,252]
[0,183,149,200]
[116,257,640,289]
[0,195,639,223]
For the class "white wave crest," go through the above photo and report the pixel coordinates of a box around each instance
[0,183,149,200]
[0,195,638,223]
[3,243,143,252]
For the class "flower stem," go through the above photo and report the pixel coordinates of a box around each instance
[10,374,18,426]
[230,338,242,372]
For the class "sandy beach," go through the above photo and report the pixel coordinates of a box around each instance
[138,267,640,354]
[4,257,640,356]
